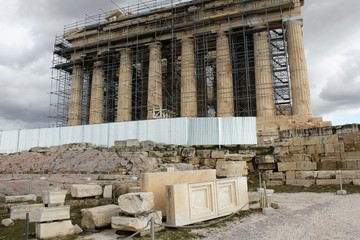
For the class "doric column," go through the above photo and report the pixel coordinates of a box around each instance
[181,38,197,117]
[68,65,83,126]
[286,20,312,116]
[147,42,162,119]
[216,32,234,117]
[117,48,132,122]
[89,61,104,124]
[254,31,275,117]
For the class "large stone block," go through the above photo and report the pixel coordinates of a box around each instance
[140,169,216,216]
[321,135,339,144]
[30,206,70,223]
[317,161,337,171]
[36,220,74,239]
[316,179,340,185]
[118,192,154,215]
[166,177,248,226]
[181,147,196,157]
[5,194,36,203]
[43,190,67,206]
[10,204,44,220]
[286,179,315,187]
[296,161,317,171]
[71,184,102,198]
[81,204,121,229]
[224,154,243,161]
[304,136,321,146]
[211,150,225,159]
[216,159,247,177]
[126,139,140,147]
[317,171,336,179]
[277,162,297,171]
[111,211,162,232]
[196,150,211,158]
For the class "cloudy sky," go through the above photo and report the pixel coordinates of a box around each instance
[0,0,359,130]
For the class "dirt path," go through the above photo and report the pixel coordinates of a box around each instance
[199,192,360,240]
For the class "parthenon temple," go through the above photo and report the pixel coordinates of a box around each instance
[50,0,324,131]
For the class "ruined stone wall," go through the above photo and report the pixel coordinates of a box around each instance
[264,124,360,186]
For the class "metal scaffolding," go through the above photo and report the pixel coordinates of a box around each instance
[49,0,298,127]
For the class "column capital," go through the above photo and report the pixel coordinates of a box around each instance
[284,18,303,26]
[118,48,132,55]
[148,41,162,49]
[93,61,103,68]
[180,37,194,44]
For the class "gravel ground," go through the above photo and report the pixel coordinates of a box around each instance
[197,192,360,240]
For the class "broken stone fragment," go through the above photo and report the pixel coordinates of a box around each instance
[5,194,37,203]
[111,211,162,231]
[118,192,154,215]
[1,218,14,227]
[81,204,121,229]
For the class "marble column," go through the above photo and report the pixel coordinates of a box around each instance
[68,65,83,126]
[254,31,275,117]
[147,42,162,119]
[216,32,234,117]
[286,20,312,116]
[117,48,132,122]
[89,61,104,124]
[181,38,197,117]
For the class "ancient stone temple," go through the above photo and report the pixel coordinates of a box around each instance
[50,0,328,133]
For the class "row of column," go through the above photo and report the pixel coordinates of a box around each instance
[67,20,312,125]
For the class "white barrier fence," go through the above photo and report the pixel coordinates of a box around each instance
[0,117,256,153]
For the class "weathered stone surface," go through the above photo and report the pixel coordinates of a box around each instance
[286,179,315,187]
[30,206,70,223]
[196,150,211,158]
[103,185,112,199]
[140,140,156,150]
[73,224,83,234]
[10,204,44,220]
[43,190,67,206]
[316,179,340,185]
[184,157,200,165]
[255,155,274,164]
[286,171,296,180]
[211,150,225,159]
[353,179,360,186]
[317,171,336,179]
[81,205,121,229]
[162,156,182,163]
[126,139,140,147]
[296,161,317,171]
[118,192,154,215]
[71,184,102,198]
[216,159,247,177]
[149,151,164,158]
[203,159,216,168]
[111,211,162,231]
[277,162,297,171]
[128,187,141,193]
[5,194,36,203]
[163,151,177,157]
[317,161,337,171]
[140,169,216,216]
[181,147,196,157]
[36,220,74,239]
[1,218,14,227]
[224,154,243,161]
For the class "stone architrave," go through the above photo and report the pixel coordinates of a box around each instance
[81,204,121,229]
[30,206,70,223]
[43,190,67,206]
[10,204,45,220]
[253,31,275,117]
[68,65,83,126]
[111,211,162,232]
[117,48,132,122]
[36,220,74,239]
[70,184,102,198]
[147,42,162,119]
[286,20,312,116]
[216,32,234,117]
[118,192,154,215]
[5,194,36,203]
[89,61,104,124]
[180,38,197,117]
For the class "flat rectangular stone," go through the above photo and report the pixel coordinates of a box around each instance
[140,169,216,216]
[36,220,74,239]
[224,154,243,161]
[71,184,102,198]
[336,170,359,179]
[296,161,317,171]
[81,204,121,229]
[6,194,36,203]
[30,206,70,223]
[43,190,67,206]
[286,171,296,180]
[216,159,248,177]
[317,161,337,170]
[277,162,297,171]
[316,179,340,185]
[286,179,315,187]
[111,211,162,232]
[317,171,336,179]
[126,139,140,147]
[10,204,45,220]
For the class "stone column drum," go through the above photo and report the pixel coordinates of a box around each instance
[89,61,104,124]
[181,38,197,117]
[216,32,234,117]
[286,20,312,116]
[68,65,83,126]
[254,31,275,117]
[147,42,163,119]
[117,48,133,122]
